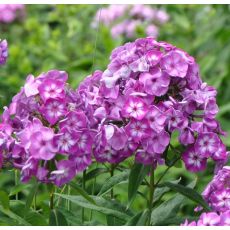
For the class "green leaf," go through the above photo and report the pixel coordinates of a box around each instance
[98,170,129,196]
[0,190,9,210]
[136,209,149,226]
[125,209,149,226]
[69,182,96,204]
[125,212,143,226]
[84,168,108,181]
[154,178,181,203]
[106,215,125,226]
[0,206,31,226]
[151,180,196,225]
[25,181,38,212]
[151,193,185,225]
[55,194,132,221]
[128,163,150,208]
[49,209,68,226]
[9,184,30,196]
[24,211,48,226]
[164,181,211,211]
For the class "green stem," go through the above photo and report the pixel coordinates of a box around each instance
[49,184,55,210]
[50,192,54,210]
[67,185,71,211]
[57,185,67,207]
[89,163,98,221]
[82,170,86,224]
[110,164,114,199]
[147,167,155,226]
[155,156,181,188]
[15,170,18,200]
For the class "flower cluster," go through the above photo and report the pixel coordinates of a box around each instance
[0,39,8,65]
[92,5,169,39]
[182,211,230,226]
[0,70,94,186]
[75,36,230,226]
[181,166,230,226]
[77,37,227,170]
[0,4,25,24]
[202,166,230,212]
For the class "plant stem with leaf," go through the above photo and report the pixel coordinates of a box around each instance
[15,170,18,200]
[110,164,114,199]
[147,167,155,226]
[82,170,86,224]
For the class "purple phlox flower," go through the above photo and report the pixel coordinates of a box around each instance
[142,130,170,154]
[125,118,151,142]
[179,127,195,145]
[122,96,148,120]
[194,132,220,157]
[146,105,167,133]
[54,128,80,154]
[210,189,230,212]
[24,74,39,97]
[29,126,56,160]
[50,160,76,187]
[40,98,67,125]
[139,67,170,96]
[161,50,189,78]
[197,212,220,226]
[38,78,65,103]
[0,39,8,65]
[21,157,39,183]
[182,146,207,172]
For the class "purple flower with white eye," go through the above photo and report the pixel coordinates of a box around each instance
[139,67,170,96]
[59,111,87,130]
[0,39,8,65]
[38,78,65,102]
[142,130,170,154]
[146,105,167,133]
[210,189,230,212]
[145,50,163,66]
[212,143,228,161]
[77,131,93,153]
[29,127,56,160]
[126,119,151,142]
[161,50,189,78]
[40,99,66,125]
[197,212,220,226]
[54,128,79,154]
[70,152,92,173]
[50,160,76,187]
[195,132,220,157]
[167,108,188,132]
[182,146,207,172]
[122,97,148,120]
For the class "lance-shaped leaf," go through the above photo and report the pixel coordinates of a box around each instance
[128,163,150,208]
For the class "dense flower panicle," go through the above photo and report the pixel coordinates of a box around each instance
[202,166,230,212]
[77,37,227,169]
[0,39,8,65]
[0,4,25,24]
[182,211,230,226]
[0,70,94,186]
[92,5,169,39]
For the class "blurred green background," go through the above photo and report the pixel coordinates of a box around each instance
[0,4,230,226]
